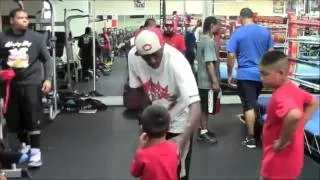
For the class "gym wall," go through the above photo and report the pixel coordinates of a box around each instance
[0,0,42,15]
[54,0,90,37]
[213,0,286,16]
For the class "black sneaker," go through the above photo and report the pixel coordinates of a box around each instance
[197,132,218,144]
[241,136,256,148]
[207,131,216,138]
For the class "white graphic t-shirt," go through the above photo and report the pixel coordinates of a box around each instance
[5,40,32,68]
[128,44,200,133]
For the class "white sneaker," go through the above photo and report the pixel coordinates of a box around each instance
[20,143,31,154]
[28,148,42,168]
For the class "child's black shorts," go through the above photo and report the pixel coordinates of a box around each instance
[5,84,43,132]
[198,88,219,114]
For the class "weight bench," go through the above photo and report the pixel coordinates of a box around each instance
[258,95,320,156]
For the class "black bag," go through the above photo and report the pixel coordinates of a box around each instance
[59,91,82,112]
[123,83,151,111]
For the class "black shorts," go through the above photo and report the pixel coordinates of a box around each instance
[5,84,43,132]
[199,89,219,114]
[237,80,262,112]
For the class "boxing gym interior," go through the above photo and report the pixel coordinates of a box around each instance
[0,0,319,179]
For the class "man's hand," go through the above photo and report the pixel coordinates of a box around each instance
[273,139,290,152]
[227,77,237,88]
[212,83,220,92]
[42,80,52,93]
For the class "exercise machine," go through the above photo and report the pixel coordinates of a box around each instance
[64,9,89,87]
[88,0,105,96]
[43,0,60,120]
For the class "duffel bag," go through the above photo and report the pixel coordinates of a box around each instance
[123,83,151,111]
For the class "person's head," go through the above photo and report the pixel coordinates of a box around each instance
[144,18,157,28]
[85,27,92,34]
[135,27,165,69]
[196,19,202,27]
[9,8,29,31]
[172,11,177,16]
[203,16,219,36]
[239,8,254,25]
[260,51,289,88]
[141,104,170,139]
[163,19,174,36]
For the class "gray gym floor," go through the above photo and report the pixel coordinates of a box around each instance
[19,57,319,180]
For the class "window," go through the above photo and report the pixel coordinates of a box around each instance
[43,1,51,19]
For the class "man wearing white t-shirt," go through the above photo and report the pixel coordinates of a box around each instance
[128,27,201,180]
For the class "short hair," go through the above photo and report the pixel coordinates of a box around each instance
[260,51,288,67]
[9,8,28,18]
[203,16,218,34]
[144,18,156,28]
[240,8,253,18]
[140,104,170,138]
[85,27,91,34]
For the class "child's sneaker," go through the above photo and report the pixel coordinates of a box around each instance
[28,148,42,168]
[242,136,256,149]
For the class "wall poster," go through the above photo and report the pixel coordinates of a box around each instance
[273,0,285,13]
[134,0,145,9]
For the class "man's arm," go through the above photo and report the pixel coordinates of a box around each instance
[39,36,53,81]
[174,54,201,143]
[128,49,142,88]
[204,39,219,89]
[184,101,201,140]
[226,32,238,86]
[77,36,83,48]
[227,53,236,78]
[267,31,274,52]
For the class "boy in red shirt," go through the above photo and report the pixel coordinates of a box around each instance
[130,104,179,180]
[259,51,318,180]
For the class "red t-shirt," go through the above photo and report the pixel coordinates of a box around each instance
[130,141,179,180]
[261,81,313,179]
[164,33,186,53]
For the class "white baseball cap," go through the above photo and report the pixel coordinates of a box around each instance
[135,27,165,56]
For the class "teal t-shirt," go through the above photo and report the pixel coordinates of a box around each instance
[196,35,218,89]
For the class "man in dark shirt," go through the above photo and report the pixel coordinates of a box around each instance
[0,8,53,168]
[184,24,196,72]
[78,27,95,80]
